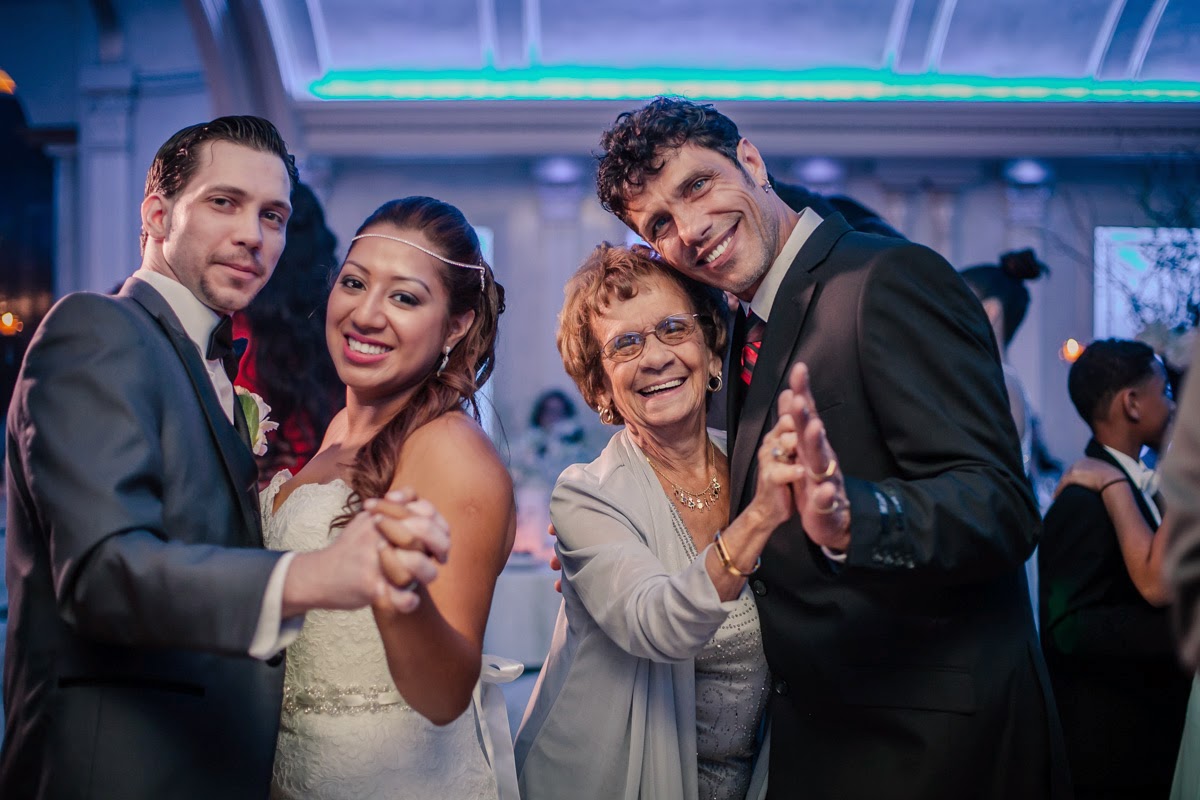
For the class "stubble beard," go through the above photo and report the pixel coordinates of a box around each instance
[199,268,262,315]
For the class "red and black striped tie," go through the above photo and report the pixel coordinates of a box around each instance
[740,312,766,386]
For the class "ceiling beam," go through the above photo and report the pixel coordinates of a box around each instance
[1128,0,1170,78]
[1087,0,1128,77]
[295,99,1200,160]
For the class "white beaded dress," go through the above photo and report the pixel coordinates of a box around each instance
[263,471,502,800]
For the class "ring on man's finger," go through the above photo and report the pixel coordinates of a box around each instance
[814,496,848,515]
[403,579,421,593]
[807,459,838,481]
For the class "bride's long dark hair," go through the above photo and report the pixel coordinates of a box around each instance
[333,196,505,526]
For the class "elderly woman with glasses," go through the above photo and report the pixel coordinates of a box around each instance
[515,243,827,800]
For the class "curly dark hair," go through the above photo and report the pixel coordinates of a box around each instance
[596,97,744,222]
[557,242,728,426]
[335,196,506,525]
[242,182,343,481]
[141,115,298,253]
[961,249,1049,346]
[1067,338,1157,428]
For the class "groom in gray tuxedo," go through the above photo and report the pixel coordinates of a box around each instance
[1,116,429,800]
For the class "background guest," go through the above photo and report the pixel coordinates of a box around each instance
[770,179,904,239]
[1162,341,1200,800]
[510,388,590,488]
[1040,338,1188,800]
[509,388,592,561]
[961,249,1057,497]
[233,181,343,486]
[962,248,1059,622]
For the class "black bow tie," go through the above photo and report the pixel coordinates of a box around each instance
[205,316,246,382]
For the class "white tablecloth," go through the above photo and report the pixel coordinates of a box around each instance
[484,556,561,669]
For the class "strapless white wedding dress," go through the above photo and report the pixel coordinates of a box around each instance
[264,471,513,800]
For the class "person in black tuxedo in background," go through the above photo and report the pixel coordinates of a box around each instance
[595,96,1067,800]
[1040,338,1189,799]
[770,179,904,240]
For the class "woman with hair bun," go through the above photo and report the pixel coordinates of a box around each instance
[963,249,1054,623]
[962,248,1047,473]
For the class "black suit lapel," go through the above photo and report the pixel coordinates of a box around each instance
[1085,438,1158,527]
[123,279,261,543]
[726,308,748,456]
[730,214,853,506]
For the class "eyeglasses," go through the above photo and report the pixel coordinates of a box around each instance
[602,314,701,362]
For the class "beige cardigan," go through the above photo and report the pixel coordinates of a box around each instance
[513,428,769,800]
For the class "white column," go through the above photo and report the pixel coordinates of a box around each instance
[77,63,136,293]
[1003,184,1051,405]
[44,144,79,298]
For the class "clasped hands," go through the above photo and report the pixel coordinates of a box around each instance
[757,362,852,554]
[308,490,451,615]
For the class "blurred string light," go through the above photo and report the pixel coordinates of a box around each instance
[310,67,1200,103]
[0,312,24,336]
[793,157,844,186]
[1060,338,1084,363]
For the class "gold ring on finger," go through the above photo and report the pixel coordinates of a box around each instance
[771,446,787,462]
[807,459,837,481]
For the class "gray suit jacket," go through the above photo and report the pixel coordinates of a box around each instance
[1,278,286,799]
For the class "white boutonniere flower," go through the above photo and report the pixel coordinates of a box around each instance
[235,387,280,456]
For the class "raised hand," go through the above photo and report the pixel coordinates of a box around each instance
[778,362,852,553]
[746,412,808,531]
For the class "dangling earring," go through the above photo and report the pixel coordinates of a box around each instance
[436,346,451,376]
[707,373,723,393]
[598,404,615,425]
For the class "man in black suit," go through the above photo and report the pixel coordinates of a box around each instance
[1,116,436,799]
[596,96,1068,799]
[1040,338,1188,799]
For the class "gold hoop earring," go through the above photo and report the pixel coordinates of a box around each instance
[707,373,723,393]
[598,404,616,425]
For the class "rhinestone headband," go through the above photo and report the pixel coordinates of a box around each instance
[350,233,486,293]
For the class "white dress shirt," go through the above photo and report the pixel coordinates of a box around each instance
[132,269,301,659]
[1103,444,1163,527]
[734,210,849,562]
[740,207,823,322]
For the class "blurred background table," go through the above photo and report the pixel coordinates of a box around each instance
[484,554,561,670]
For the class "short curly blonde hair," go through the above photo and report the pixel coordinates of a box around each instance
[556,243,729,425]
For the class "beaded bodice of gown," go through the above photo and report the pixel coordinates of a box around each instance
[262,471,499,800]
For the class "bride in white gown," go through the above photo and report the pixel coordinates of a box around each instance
[264,196,516,799]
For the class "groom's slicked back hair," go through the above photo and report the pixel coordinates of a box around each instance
[140,115,298,252]
[596,96,743,222]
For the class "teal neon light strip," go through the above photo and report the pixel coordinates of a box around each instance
[309,66,1200,102]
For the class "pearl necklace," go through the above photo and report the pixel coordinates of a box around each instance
[646,440,722,511]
